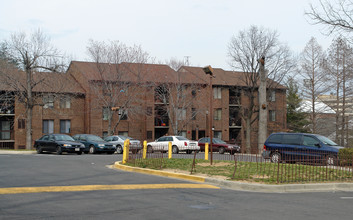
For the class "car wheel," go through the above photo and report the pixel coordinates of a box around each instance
[36,146,43,154]
[56,146,62,155]
[326,154,337,166]
[270,152,281,163]
[147,145,153,153]
[77,151,82,155]
[186,150,192,154]
[89,145,96,154]
[219,147,225,154]
[172,145,179,154]
[116,145,123,154]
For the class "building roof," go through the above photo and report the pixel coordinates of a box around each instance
[299,100,336,114]
[69,61,286,89]
[0,68,85,94]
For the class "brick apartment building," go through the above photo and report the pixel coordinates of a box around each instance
[0,61,287,152]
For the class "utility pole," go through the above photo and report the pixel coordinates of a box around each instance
[258,56,268,153]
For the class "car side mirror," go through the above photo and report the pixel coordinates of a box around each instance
[315,143,321,147]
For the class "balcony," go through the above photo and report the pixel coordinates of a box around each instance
[229,96,241,106]
[155,117,169,127]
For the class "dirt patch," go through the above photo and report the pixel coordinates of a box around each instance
[163,168,229,180]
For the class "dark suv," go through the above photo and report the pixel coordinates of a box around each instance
[262,133,343,165]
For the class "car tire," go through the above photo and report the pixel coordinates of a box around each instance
[36,146,43,154]
[219,147,225,154]
[77,152,82,155]
[116,145,123,154]
[172,145,179,154]
[147,145,153,153]
[186,150,192,154]
[326,154,337,166]
[89,145,96,154]
[56,146,62,155]
[270,152,281,163]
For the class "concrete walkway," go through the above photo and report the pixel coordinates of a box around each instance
[0,150,36,154]
[113,161,353,193]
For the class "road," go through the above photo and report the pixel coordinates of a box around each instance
[0,153,352,220]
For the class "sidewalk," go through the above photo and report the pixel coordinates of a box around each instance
[113,161,353,193]
[0,150,36,155]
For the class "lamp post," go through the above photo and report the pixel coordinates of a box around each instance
[202,65,214,165]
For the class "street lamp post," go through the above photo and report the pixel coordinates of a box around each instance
[202,65,214,165]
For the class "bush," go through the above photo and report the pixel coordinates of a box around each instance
[338,148,353,166]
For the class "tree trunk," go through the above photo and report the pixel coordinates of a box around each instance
[26,107,32,150]
[258,63,267,153]
[246,118,251,153]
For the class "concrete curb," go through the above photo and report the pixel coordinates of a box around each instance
[113,161,353,193]
[0,150,36,155]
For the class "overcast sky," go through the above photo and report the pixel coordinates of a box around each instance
[0,0,334,70]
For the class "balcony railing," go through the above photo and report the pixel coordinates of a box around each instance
[229,96,241,105]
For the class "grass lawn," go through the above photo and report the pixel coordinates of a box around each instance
[126,158,353,184]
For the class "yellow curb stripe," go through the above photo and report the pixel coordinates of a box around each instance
[0,184,219,195]
[114,162,206,183]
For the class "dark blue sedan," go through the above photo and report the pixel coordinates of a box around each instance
[72,134,116,154]
[34,134,85,155]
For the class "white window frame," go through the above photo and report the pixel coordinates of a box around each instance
[214,131,222,139]
[213,87,222,99]
[43,120,54,134]
[60,95,71,109]
[269,90,276,102]
[60,120,71,133]
[43,95,54,109]
[214,108,222,120]
[269,110,276,122]
[177,108,186,120]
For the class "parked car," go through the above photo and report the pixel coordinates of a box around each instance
[72,134,116,154]
[147,136,200,154]
[104,135,142,154]
[198,137,240,154]
[262,133,344,165]
[34,134,86,155]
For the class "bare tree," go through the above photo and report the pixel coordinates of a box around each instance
[0,30,66,150]
[306,0,353,35]
[326,37,353,145]
[227,25,294,153]
[86,39,152,136]
[299,37,330,134]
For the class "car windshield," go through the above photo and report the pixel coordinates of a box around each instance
[87,135,104,142]
[119,136,135,140]
[54,135,75,141]
[213,138,226,144]
[176,136,188,141]
[316,135,339,146]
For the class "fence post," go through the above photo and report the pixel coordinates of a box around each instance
[143,140,147,159]
[168,141,172,159]
[122,139,130,164]
[205,143,209,160]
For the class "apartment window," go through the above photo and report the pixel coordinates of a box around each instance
[214,108,222,120]
[269,110,276,122]
[147,131,152,139]
[269,90,276,102]
[118,131,128,136]
[213,87,222,99]
[178,131,187,138]
[103,107,109,120]
[191,90,196,98]
[43,95,54,109]
[18,119,25,129]
[177,108,186,120]
[191,108,197,120]
[119,108,128,120]
[60,96,71,109]
[0,121,11,140]
[146,107,152,116]
[43,120,54,134]
[214,131,222,139]
[60,120,71,133]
